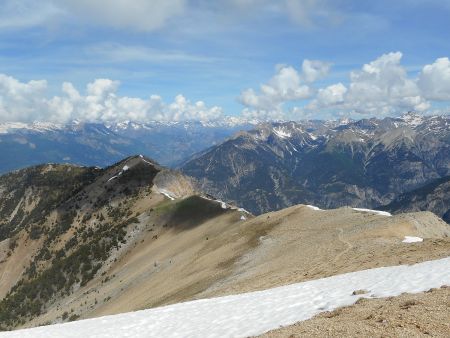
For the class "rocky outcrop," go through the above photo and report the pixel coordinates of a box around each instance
[380,176,450,223]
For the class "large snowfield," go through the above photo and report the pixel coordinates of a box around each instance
[2,256,450,338]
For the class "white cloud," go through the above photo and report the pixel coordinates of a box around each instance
[305,52,431,116]
[58,0,186,32]
[343,52,429,114]
[0,74,49,121]
[301,59,331,83]
[0,75,223,123]
[242,52,450,119]
[418,57,450,101]
[239,63,319,119]
[312,83,347,107]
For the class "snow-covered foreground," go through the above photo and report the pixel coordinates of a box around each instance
[3,257,450,338]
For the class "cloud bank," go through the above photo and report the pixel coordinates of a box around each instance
[241,52,450,119]
[0,76,222,123]
[2,52,450,123]
[239,60,329,120]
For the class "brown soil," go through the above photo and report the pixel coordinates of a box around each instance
[260,286,450,338]
[15,203,450,329]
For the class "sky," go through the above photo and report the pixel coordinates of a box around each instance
[1,0,450,123]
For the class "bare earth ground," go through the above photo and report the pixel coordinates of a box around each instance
[199,206,450,298]
[16,202,450,328]
[260,286,450,338]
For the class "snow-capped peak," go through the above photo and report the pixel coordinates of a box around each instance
[400,112,424,127]
[272,127,292,139]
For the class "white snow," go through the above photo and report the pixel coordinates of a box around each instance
[273,127,292,139]
[0,122,63,134]
[3,256,450,338]
[402,236,424,243]
[352,208,392,216]
[139,156,154,166]
[240,215,247,220]
[306,205,322,211]
[401,112,424,127]
[158,189,175,201]
[201,196,229,209]
[107,165,129,182]
[107,175,118,182]
[237,208,251,214]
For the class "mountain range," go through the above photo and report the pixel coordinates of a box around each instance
[181,112,450,217]
[1,156,449,332]
[0,119,254,174]
[1,112,449,222]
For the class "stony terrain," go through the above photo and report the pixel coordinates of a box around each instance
[261,286,450,338]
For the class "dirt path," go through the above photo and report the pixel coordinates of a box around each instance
[335,227,353,262]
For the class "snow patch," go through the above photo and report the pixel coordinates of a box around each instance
[238,208,251,214]
[306,205,322,211]
[240,215,247,221]
[273,127,292,139]
[402,236,423,243]
[4,257,450,338]
[158,189,175,201]
[201,196,230,209]
[352,208,392,217]
[139,156,154,166]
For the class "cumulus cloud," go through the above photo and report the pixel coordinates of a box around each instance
[301,59,331,83]
[0,75,223,123]
[313,83,347,107]
[307,52,431,115]
[418,57,450,101]
[343,52,428,114]
[239,62,324,119]
[242,52,450,119]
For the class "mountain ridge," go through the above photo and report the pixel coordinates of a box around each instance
[181,113,450,215]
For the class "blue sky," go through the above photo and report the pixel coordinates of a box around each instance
[1,0,450,122]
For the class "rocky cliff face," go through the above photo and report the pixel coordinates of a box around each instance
[181,113,450,214]
[380,176,450,223]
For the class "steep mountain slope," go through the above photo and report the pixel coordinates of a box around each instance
[380,176,450,223]
[1,156,449,332]
[182,113,450,214]
[0,120,253,174]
